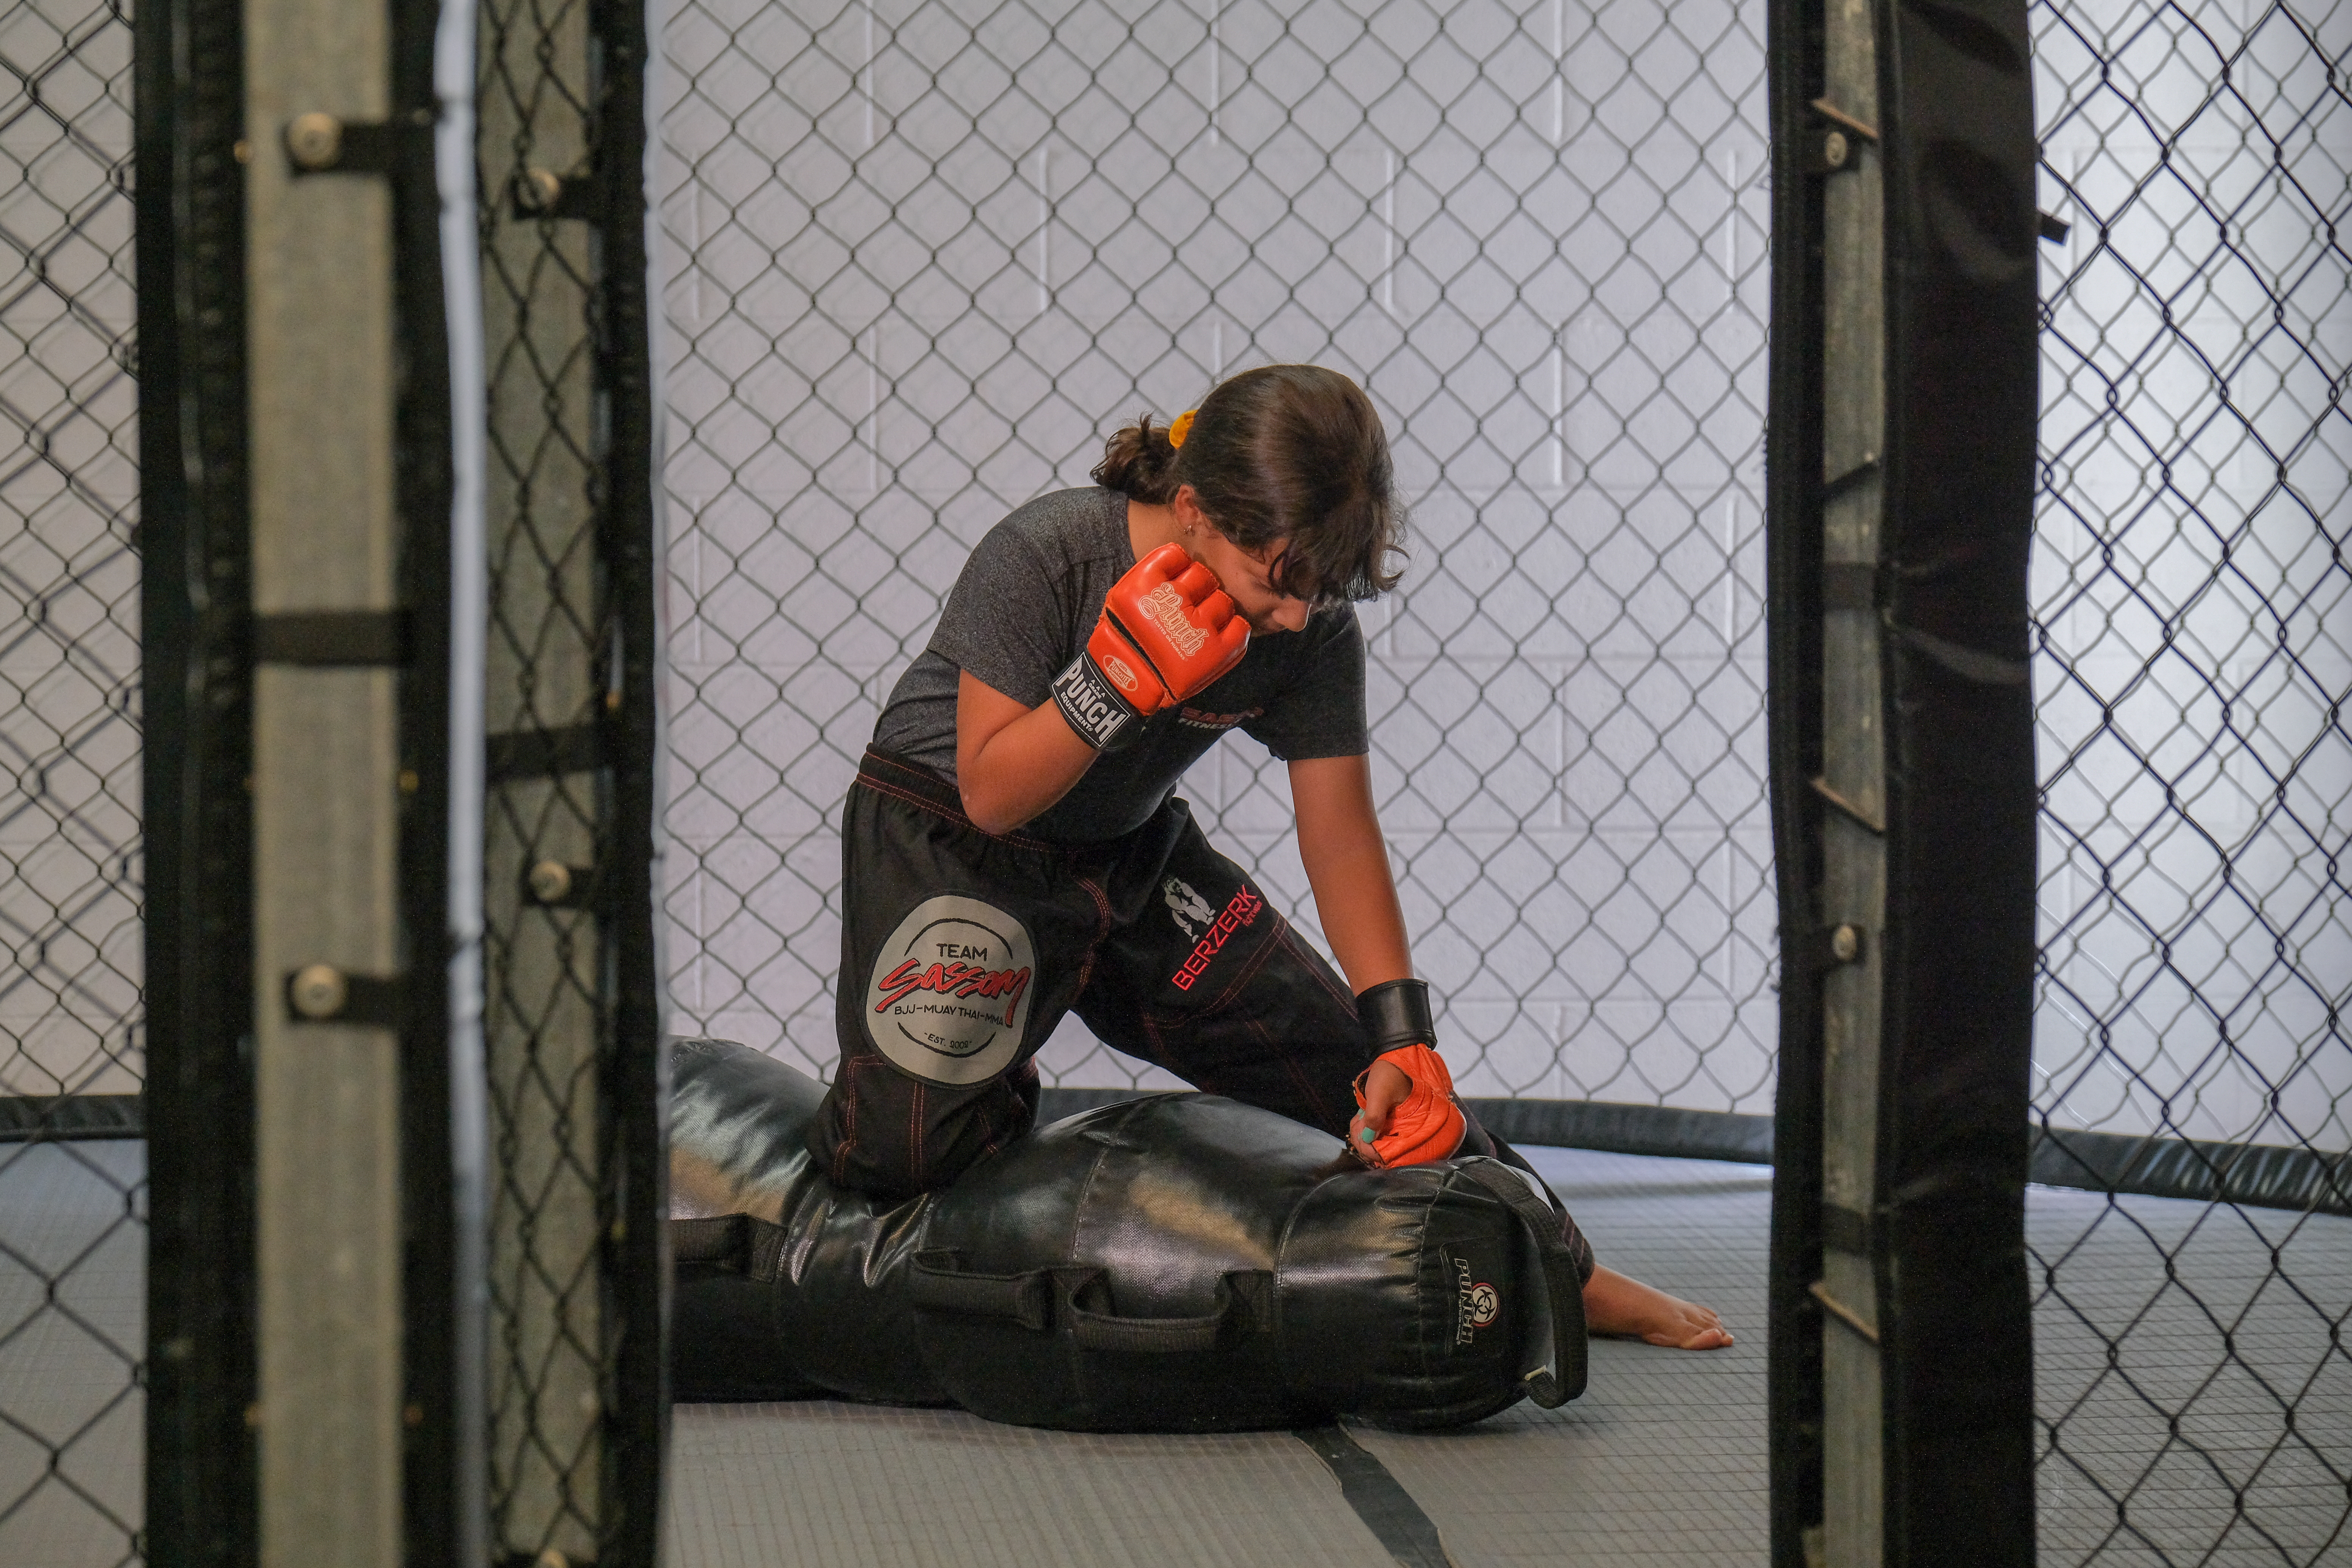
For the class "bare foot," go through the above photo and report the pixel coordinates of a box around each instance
[1580,1265,1734,1350]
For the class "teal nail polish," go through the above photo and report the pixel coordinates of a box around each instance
[1360,1128,1375,1142]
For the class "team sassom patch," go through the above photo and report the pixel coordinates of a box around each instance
[865,895,1037,1085]
[872,954,1031,1015]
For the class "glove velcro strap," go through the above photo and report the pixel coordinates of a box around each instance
[1050,652,1139,750]
[1102,603,1181,693]
[1357,977,1436,1053]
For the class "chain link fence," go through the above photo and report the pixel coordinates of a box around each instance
[475,0,625,1553]
[1,0,141,1104]
[478,0,668,1556]
[655,0,1778,1114]
[0,0,144,1560]
[0,0,2341,1560]
[2030,0,2350,1559]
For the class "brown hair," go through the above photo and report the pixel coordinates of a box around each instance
[1090,364,1404,603]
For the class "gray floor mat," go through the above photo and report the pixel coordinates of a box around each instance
[3,1136,2341,1566]
[2027,1185,2350,1566]
[665,1402,1390,1568]
[665,1145,1775,1568]
[666,1145,2351,1568]
[0,1141,145,1568]
[1341,1146,1773,1568]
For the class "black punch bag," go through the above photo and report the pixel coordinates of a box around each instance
[669,1038,1587,1432]
[669,1038,948,1407]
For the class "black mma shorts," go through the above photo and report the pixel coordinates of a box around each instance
[803,748,1596,1287]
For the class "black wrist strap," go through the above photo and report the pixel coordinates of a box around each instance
[1357,977,1436,1053]
[1050,652,1139,750]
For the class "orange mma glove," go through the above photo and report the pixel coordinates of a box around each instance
[1052,544,1249,750]
[1348,980,1467,1169]
[1351,1044,1467,1168]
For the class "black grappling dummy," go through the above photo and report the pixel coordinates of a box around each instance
[809,363,1730,1351]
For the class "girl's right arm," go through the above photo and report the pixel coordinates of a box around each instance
[954,671,1098,835]
[957,541,1246,833]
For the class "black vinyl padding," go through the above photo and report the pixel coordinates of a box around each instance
[666,1038,1586,1432]
[1871,4,2043,1561]
[1762,0,2042,1559]
[2030,1125,2350,1217]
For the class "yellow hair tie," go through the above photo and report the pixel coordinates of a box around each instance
[1167,409,1196,450]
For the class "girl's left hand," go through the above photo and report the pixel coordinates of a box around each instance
[1347,1057,1413,1148]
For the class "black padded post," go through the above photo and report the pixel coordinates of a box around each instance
[1764,0,1829,1553]
[139,0,259,1552]
[1872,0,2038,1559]
[594,0,674,1547]
[1766,0,2037,1561]
[142,0,462,1555]
[386,0,461,1556]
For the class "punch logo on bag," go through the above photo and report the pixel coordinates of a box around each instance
[866,895,1037,1085]
[1443,1247,1503,1348]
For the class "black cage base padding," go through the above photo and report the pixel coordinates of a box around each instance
[1043,1090,2347,1217]
[667,1039,1585,1433]
[1467,1098,1776,1166]
[1052,1090,1777,1166]
[30,1085,2326,1213]
[1871,0,2042,1557]
[0,1095,145,1142]
[2032,1126,2349,1218]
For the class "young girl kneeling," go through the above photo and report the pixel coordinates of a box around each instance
[808,363,1730,1351]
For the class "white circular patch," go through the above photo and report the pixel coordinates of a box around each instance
[863,895,1038,1086]
[1468,1282,1500,1329]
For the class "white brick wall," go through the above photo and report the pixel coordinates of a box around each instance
[653,0,1779,1110]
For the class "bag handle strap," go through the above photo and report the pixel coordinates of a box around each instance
[1456,1159,1589,1407]
[672,1214,743,1263]
[1065,1268,1273,1354]
[909,1250,1056,1332]
[670,1213,788,1283]
[911,1249,1274,1352]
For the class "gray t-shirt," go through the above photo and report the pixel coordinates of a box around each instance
[872,486,1367,843]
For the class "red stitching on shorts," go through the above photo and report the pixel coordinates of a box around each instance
[1284,926,1358,1011]
[854,773,994,835]
[976,1088,1016,1162]
[908,1081,926,1187]
[1191,907,1285,1011]
[1069,873,1114,995]
[830,1061,859,1184]
[1133,1011,1185,1082]
[1255,1015,1342,1130]
[854,753,1063,851]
